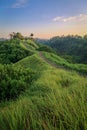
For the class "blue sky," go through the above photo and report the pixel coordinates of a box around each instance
[0,0,87,38]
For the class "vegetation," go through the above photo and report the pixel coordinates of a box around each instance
[0,39,34,64]
[42,52,87,74]
[0,36,87,130]
[30,33,34,39]
[37,45,56,53]
[0,64,35,101]
[10,32,24,40]
[45,35,87,64]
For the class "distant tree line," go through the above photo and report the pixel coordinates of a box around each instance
[46,35,87,64]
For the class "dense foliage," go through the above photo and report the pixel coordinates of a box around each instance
[37,45,55,53]
[0,39,32,64]
[0,64,35,101]
[0,53,87,130]
[0,38,87,130]
[46,35,87,64]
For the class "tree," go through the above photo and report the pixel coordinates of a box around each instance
[9,33,13,39]
[10,32,24,40]
[84,35,87,39]
[15,32,24,40]
[30,33,34,39]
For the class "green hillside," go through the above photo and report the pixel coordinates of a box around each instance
[0,39,39,64]
[42,52,87,74]
[15,53,49,71]
[0,38,87,130]
[20,39,39,51]
[45,35,87,64]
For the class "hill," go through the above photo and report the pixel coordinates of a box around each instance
[44,35,87,64]
[41,52,87,74]
[0,39,39,64]
[0,38,87,130]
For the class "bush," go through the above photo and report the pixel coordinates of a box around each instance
[0,64,35,101]
[0,40,31,64]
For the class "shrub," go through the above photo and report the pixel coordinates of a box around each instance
[0,40,31,64]
[0,64,35,101]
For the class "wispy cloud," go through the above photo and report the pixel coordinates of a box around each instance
[12,0,28,8]
[53,14,87,22]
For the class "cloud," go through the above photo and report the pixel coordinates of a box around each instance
[53,14,87,22]
[12,0,28,8]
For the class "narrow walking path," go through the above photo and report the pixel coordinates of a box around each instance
[39,52,87,76]
[39,52,64,69]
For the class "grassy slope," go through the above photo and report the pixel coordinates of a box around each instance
[42,52,87,74]
[20,39,39,51]
[0,52,87,130]
[15,54,49,71]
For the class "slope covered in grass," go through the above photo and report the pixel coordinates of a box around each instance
[47,35,87,64]
[0,39,31,64]
[15,53,49,71]
[20,39,39,52]
[42,52,87,74]
[0,38,40,64]
[0,51,87,130]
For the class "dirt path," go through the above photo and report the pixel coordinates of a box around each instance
[39,52,64,69]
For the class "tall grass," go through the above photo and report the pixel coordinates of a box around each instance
[0,83,87,130]
[42,52,87,74]
[0,53,87,130]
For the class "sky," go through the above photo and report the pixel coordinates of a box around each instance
[0,0,87,39]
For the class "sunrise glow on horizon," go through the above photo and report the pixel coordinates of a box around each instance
[0,0,87,39]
